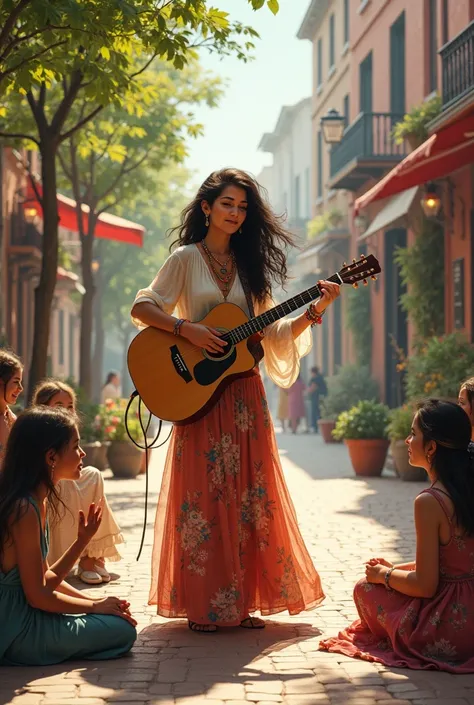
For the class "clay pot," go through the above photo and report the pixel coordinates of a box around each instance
[318,419,337,443]
[107,440,143,479]
[345,438,390,477]
[391,440,427,482]
[95,442,110,471]
[81,442,101,468]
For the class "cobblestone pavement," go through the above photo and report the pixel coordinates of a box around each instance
[3,427,474,705]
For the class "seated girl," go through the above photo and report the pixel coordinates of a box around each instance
[320,399,474,672]
[0,350,23,465]
[0,407,136,666]
[458,377,474,448]
[32,380,125,585]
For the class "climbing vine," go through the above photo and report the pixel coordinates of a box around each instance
[394,216,445,341]
[345,283,372,366]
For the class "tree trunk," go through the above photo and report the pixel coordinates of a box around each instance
[79,214,97,398]
[92,240,104,402]
[28,140,59,400]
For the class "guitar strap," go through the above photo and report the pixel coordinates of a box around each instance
[237,264,265,364]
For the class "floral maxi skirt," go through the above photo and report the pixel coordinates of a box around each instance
[149,373,325,626]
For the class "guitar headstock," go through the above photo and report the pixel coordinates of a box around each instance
[338,254,381,288]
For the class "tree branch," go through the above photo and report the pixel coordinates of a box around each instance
[57,148,73,182]
[0,40,68,82]
[26,88,48,135]
[0,130,39,146]
[129,51,159,80]
[97,150,150,205]
[96,195,125,217]
[51,69,83,134]
[59,104,103,142]
[0,0,33,55]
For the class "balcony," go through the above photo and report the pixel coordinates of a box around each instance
[329,112,407,191]
[440,20,474,110]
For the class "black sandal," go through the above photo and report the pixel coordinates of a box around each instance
[240,616,265,629]
[188,620,217,633]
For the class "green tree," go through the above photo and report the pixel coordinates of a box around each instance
[58,60,221,396]
[0,0,276,398]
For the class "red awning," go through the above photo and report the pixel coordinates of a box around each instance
[354,112,474,214]
[24,182,144,247]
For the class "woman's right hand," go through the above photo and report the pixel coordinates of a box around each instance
[181,322,228,353]
[92,596,137,626]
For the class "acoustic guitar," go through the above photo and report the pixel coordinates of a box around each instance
[128,254,381,424]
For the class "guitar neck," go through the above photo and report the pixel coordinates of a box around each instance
[224,272,342,344]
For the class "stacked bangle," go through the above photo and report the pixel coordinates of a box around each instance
[173,318,189,336]
[305,303,324,327]
[384,567,394,591]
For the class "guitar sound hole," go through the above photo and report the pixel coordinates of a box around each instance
[205,348,229,361]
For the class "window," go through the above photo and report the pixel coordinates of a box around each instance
[343,0,349,45]
[317,37,323,87]
[317,131,323,199]
[390,12,405,115]
[294,175,300,219]
[329,14,335,70]
[442,0,449,45]
[428,0,438,92]
[343,94,350,126]
[58,309,64,366]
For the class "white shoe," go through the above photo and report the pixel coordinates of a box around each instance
[93,563,111,583]
[77,566,103,585]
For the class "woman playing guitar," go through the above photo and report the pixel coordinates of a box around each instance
[131,168,340,633]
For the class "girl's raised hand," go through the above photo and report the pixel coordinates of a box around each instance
[77,501,103,543]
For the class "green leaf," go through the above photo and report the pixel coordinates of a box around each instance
[99,46,111,61]
[267,0,279,15]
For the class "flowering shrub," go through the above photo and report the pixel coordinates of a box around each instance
[333,400,390,441]
[402,334,474,401]
[99,399,143,443]
[320,364,380,420]
[387,405,414,442]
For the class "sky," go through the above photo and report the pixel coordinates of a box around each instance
[184,0,313,186]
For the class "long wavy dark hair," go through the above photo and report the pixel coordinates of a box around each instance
[417,399,474,535]
[0,407,76,564]
[170,168,294,302]
[0,349,23,403]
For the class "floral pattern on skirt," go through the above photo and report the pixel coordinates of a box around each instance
[149,372,325,626]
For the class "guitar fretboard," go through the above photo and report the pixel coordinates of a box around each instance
[222,273,341,345]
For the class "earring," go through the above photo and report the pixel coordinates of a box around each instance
[205,215,209,227]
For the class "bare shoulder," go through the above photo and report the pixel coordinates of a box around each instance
[9,499,40,534]
[414,491,443,521]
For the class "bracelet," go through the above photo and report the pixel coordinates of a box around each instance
[384,567,394,591]
[173,318,189,336]
[305,303,324,327]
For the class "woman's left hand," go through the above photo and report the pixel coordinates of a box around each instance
[315,280,340,314]
[365,562,387,584]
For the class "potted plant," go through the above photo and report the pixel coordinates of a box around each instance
[387,406,426,482]
[392,94,442,150]
[317,365,380,444]
[333,400,390,476]
[104,401,143,478]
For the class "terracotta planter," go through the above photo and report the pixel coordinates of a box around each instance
[391,440,427,482]
[81,441,101,468]
[345,438,390,477]
[318,419,337,443]
[95,442,110,471]
[107,440,143,479]
[139,448,152,475]
[406,133,423,151]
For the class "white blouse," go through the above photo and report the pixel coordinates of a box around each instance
[131,244,312,388]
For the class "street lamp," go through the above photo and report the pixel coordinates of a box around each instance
[420,182,442,218]
[23,205,38,224]
[320,109,346,145]
[91,259,100,273]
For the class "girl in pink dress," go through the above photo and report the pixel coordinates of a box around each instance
[320,399,474,672]
[288,374,306,434]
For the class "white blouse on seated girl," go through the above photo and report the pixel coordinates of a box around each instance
[131,244,312,388]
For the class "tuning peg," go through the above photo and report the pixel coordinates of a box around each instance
[352,258,356,263]
[353,282,359,289]
[371,275,377,281]
[343,262,347,267]
[363,279,368,286]
[361,253,366,258]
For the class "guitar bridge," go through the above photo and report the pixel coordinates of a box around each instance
[170,345,193,383]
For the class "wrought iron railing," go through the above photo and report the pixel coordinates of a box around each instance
[440,20,474,108]
[330,112,406,179]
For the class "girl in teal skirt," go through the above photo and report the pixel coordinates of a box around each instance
[0,407,136,666]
